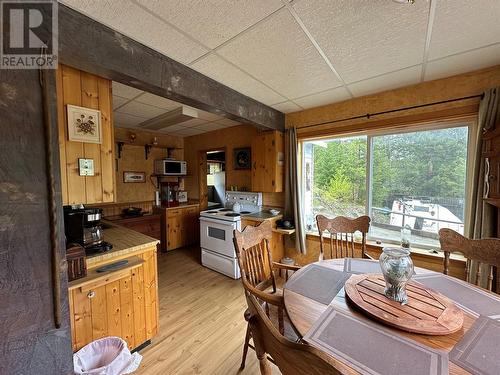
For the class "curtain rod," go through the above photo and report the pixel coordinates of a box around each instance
[296,93,484,131]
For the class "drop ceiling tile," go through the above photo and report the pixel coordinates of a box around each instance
[271,101,302,113]
[293,0,429,83]
[113,112,146,127]
[60,0,208,64]
[191,54,286,105]
[425,44,500,81]
[209,122,236,129]
[116,101,167,119]
[135,0,283,49]
[135,92,181,111]
[428,0,500,60]
[112,82,143,99]
[293,87,351,109]
[348,66,422,97]
[113,95,129,109]
[194,122,227,131]
[158,124,186,132]
[176,127,206,136]
[215,118,241,127]
[217,9,341,99]
[180,118,208,128]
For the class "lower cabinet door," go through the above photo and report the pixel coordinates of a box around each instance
[69,262,150,351]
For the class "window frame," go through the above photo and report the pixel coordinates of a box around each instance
[300,118,477,250]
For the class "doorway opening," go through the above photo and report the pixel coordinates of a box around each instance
[206,150,226,209]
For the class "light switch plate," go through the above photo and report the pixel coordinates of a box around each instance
[78,158,94,176]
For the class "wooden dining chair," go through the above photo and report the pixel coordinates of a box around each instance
[316,215,371,261]
[245,292,341,375]
[439,228,500,291]
[233,220,301,369]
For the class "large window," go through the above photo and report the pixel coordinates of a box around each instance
[303,124,470,249]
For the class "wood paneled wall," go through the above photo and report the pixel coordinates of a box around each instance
[114,129,183,206]
[287,65,500,138]
[57,64,115,204]
[115,145,174,204]
[183,125,285,208]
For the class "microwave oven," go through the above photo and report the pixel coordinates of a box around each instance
[154,159,187,176]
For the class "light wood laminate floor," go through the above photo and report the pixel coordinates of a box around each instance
[136,246,279,374]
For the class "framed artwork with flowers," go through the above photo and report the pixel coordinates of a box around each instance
[67,104,102,144]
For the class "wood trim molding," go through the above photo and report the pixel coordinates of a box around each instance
[57,4,284,131]
[297,102,479,140]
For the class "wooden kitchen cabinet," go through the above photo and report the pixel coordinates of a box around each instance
[161,205,200,251]
[111,214,162,241]
[56,64,115,205]
[485,154,500,200]
[482,126,500,237]
[251,130,284,193]
[483,128,500,202]
[68,246,158,352]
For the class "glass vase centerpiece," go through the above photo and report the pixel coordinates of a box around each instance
[379,247,414,304]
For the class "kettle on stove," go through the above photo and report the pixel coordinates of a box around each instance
[232,202,241,213]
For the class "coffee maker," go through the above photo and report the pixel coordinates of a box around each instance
[160,181,179,207]
[63,205,112,254]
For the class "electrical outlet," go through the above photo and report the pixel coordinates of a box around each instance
[78,158,94,176]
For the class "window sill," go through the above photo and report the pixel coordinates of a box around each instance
[305,232,466,263]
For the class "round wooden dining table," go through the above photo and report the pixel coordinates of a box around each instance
[283,258,497,375]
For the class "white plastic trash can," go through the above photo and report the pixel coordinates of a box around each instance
[73,336,142,375]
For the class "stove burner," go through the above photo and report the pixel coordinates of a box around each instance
[85,241,113,255]
[206,211,219,214]
[240,211,251,214]
[225,213,240,217]
[219,208,232,212]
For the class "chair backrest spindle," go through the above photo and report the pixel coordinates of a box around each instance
[234,221,274,290]
[316,215,371,261]
[439,228,500,292]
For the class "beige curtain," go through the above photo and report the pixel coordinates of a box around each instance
[468,88,499,289]
[469,87,500,239]
[284,128,307,254]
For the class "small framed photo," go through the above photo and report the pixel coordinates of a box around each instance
[233,147,251,170]
[67,104,102,144]
[123,171,146,183]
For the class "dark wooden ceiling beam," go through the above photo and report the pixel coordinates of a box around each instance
[57,4,284,131]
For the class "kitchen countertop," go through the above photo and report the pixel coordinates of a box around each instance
[242,211,283,222]
[104,213,161,221]
[242,211,296,234]
[159,203,199,210]
[86,221,159,268]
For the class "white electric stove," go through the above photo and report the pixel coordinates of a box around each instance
[200,191,262,279]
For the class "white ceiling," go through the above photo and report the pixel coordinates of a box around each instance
[112,81,240,137]
[60,0,500,113]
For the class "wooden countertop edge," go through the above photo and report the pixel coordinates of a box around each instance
[86,241,159,267]
[69,255,144,291]
[155,203,200,211]
[241,214,296,234]
[85,220,160,266]
[241,213,283,222]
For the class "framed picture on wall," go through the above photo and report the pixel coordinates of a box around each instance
[233,147,251,170]
[123,171,146,183]
[66,104,102,144]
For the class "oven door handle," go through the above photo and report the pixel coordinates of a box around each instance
[199,216,238,227]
